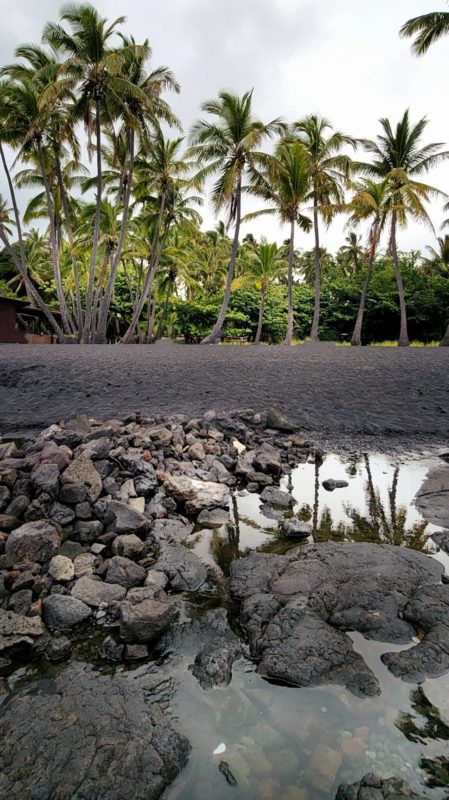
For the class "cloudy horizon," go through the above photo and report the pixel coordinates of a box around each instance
[1,0,448,254]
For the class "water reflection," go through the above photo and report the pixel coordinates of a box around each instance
[396,686,449,788]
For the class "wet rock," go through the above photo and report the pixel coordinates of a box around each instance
[119,587,177,643]
[30,463,60,496]
[415,465,449,528]
[197,507,230,529]
[61,456,102,503]
[153,545,208,592]
[0,663,190,800]
[230,542,444,695]
[112,533,145,558]
[164,474,230,512]
[48,554,75,582]
[150,516,194,544]
[71,575,126,607]
[108,499,150,535]
[43,594,91,629]
[280,519,312,539]
[322,479,349,492]
[260,486,295,508]
[125,643,148,661]
[0,608,48,655]
[219,761,238,787]
[266,406,297,432]
[102,634,124,662]
[45,635,72,662]
[4,519,60,564]
[106,556,146,589]
[335,773,429,799]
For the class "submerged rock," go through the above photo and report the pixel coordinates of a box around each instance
[0,663,190,800]
[335,773,429,799]
[229,542,444,695]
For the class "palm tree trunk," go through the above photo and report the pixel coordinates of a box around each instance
[390,211,409,347]
[37,141,74,336]
[440,321,449,346]
[91,250,111,332]
[56,157,82,332]
[82,98,103,343]
[0,142,64,341]
[96,129,135,343]
[156,285,172,340]
[310,199,321,341]
[351,235,377,346]
[146,294,157,343]
[284,216,295,345]
[120,192,167,344]
[254,285,266,345]
[201,181,242,344]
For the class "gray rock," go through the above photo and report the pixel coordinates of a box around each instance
[59,483,87,504]
[125,643,148,661]
[108,500,150,535]
[119,587,178,643]
[78,436,111,460]
[5,494,29,518]
[45,635,72,662]
[280,519,312,539]
[415,465,449,528]
[0,485,10,511]
[71,575,126,607]
[0,514,19,531]
[253,445,282,476]
[197,507,230,529]
[8,589,32,616]
[59,539,84,559]
[431,531,449,554]
[5,519,60,564]
[164,474,230,512]
[229,542,444,695]
[43,594,91,629]
[49,501,75,527]
[153,545,208,592]
[0,663,190,800]
[30,463,60,496]
[75,501,92,520]
[322,478,349,491]
[150,516,194,544]
[0,608,48,655]
[112,533,145,558]
[61,456,102,503]
[260,486,295,508]
[74,519,104,543]
[102,634,124,662]
[106,556,146,589]
[266,406,297,432]
[335,773,428,799]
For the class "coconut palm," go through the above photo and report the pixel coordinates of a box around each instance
[345,179,391,345]
[292,115,355,340]
[189,90,282,344]
[400,11,449,55]
[232,239,287,344]
[247,139,311,343]
[421,235,449,277]
[360,110,449,345]
[339,232,365,275]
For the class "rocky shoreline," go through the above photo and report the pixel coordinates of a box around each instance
[0,406,448,798]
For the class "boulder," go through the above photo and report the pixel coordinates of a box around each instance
[322,478,349,492]
[266,406,297,432]
[0,608,47,655]
[119,587,177,643]
[30,463,60,496]
[415,465,449,528]
[149,517,194,544]
[0,663,190,800]
[108,500,150,535]
[260,486,295,509]
[43,595,91,630]
[280,519,312,540]
[112,533,145,558]
[432,531,449,554]
[71,575,126,607]
[197,507,230,529]
[49,501,75,527]
[153,545,208,592]
[253,445,283,476]
[61,456,102,503]
[48,554,75,582]
[164,474,230,512]
[229,542,444,695]
[106,556,146,589]
[5,519,60,564]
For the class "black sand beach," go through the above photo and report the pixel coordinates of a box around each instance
[1,341,448,448]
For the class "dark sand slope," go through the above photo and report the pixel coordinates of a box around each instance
[1,341,448,446]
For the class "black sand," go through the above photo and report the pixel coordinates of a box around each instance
[1,341,448,449]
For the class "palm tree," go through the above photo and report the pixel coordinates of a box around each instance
[345,179,390,345]
[247,139,311,344]
[421,235,449,277]
[339,232,364,275]
[400,12,449,55]
[232,238,286,344]
[292,115,354,340]
[360,110,449,345]
[189,90,282,344]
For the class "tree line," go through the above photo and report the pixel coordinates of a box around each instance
[0,3,449,346]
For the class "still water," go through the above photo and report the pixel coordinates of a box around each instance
[165,452,449,799]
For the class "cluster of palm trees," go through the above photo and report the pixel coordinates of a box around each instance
[0,4,449,346]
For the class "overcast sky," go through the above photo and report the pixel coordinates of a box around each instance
[1,0,448,253]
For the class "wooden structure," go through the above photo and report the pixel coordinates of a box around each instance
[0,296,59,344]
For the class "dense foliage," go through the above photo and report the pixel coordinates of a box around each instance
[0,3,449,346]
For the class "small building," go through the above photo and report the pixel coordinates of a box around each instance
[0,295,59,344]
